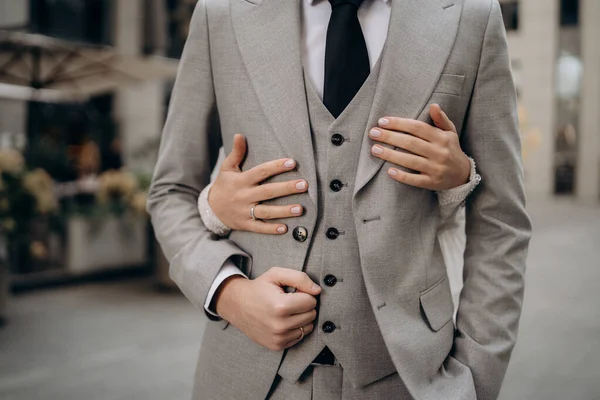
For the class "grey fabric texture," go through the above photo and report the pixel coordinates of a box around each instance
[268,366,412,400]
[147,0,532,399]
[277,65,396,388]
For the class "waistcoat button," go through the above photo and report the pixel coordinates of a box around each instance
[326,227,339,240]
[322,321,336,333]
[331,134,344,146]
[330,179,343,192]
[324,274,337,287]
[292,226,308,242]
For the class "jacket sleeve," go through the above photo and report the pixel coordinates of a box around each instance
[147,0,251,319]
[452,1,532,399]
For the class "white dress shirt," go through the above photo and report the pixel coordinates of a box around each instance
[302,0,391,99]
[203,0,476,315]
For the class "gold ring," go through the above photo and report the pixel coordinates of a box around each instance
[298,326,305,340]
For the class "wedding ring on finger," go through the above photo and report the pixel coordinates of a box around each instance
[298,326,305,340]
[250,205,259,221]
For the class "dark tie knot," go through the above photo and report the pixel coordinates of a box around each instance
[329,0,364,10]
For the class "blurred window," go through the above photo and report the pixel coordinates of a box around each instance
[142,0,168,56]
[499,1,519,32]
[26,94,119,182]
[560,0,580,27]
[29,0,113,45]
[143,1,156,55]
[166,0,196,59]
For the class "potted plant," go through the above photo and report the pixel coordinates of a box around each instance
[64,169,150,273]
[0,149,60,323]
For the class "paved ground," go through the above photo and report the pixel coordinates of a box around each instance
[0,197,599,400]
[498,197,600,400]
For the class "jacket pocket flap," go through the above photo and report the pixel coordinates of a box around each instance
[419,277,454,332]
[433,74,465,96]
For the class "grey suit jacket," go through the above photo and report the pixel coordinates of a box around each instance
[147,0,532,399]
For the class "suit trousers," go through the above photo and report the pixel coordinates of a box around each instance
[266,365,413,400]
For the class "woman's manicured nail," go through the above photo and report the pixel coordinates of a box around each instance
[370,128,381,138]
[277,226,287,233]
[388,168,398,176]
[296,181,307,190]
[284,159,295,168]
[372,145,384,155]
[291,206,302,215]
[378,118,389,126]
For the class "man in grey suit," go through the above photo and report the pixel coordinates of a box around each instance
[147,0,532,398]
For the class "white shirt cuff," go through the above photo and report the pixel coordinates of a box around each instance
[198,182,231,237]
[204,260,248,317]
[436,156,481,220]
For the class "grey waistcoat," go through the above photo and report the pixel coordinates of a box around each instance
[277,62,397,388]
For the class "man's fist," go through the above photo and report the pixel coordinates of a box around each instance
[214,267,321,351]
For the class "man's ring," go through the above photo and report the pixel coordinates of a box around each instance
[250,205,258,221]
[298,326,305,340]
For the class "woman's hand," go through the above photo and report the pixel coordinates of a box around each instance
[208,134,308,235]
[369,104,471,191]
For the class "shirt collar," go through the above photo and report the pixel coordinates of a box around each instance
[307,0,390,5]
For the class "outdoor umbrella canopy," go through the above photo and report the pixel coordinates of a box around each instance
[0,30,180,103]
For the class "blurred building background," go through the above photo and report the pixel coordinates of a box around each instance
[499,0,600,202]
[0,0,195,287]
[0,1,599,400]
[2,0,599,202]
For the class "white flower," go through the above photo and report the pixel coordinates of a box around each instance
[30,241,48,260]
[23,169,57,214]
[97,169,138,204]
[0,149,25,175]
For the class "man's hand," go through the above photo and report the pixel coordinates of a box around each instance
[214,267,321,351]
[208,134,308,235]
[369,104,470,191]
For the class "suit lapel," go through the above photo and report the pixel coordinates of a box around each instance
[353,0,464,198]
[231,0,317,206]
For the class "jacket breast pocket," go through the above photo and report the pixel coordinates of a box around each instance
[419,277,455,332]
[432,74,465,97]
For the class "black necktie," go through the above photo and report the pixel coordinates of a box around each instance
[323,0,370,118]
